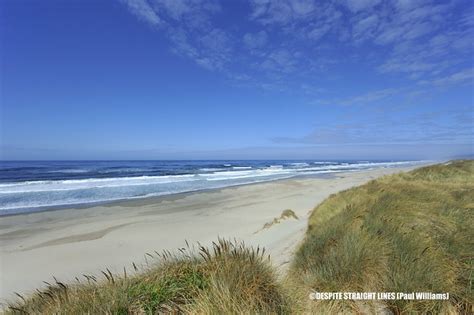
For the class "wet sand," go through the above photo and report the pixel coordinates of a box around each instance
[0,165,424,301]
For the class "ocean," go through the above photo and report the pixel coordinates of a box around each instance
[0,160,423,215]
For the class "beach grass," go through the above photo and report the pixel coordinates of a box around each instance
[5,160,473,314]
[5,239,290,314]
[257,209,299,232]
[288,160,474,314]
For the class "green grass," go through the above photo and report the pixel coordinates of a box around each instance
[5,160,473,314]
[288,160,474,314]
[5,239,290,314]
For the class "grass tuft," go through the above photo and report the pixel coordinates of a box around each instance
[6,239,290,314]
[258,209,299,232]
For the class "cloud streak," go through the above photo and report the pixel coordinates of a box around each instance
[272,107,474,146]
[119,0,473,98]
[122,0,161,26]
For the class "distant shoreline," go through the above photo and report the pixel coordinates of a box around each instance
[0,164,429,300]
[0,172,337,218]
[0,160,429,216]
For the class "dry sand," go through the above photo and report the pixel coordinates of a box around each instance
[0,165,422,302]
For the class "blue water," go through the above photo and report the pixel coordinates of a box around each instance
[0,160,422,215]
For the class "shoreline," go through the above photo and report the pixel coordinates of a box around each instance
[0,161,430,217]
[0,164,429,301]
[0,172,337,218]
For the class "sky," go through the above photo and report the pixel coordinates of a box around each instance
[1,0,473,160]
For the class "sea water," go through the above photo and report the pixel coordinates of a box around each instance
[0,160,423,215]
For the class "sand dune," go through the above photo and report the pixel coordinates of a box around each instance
[0,165,423,301]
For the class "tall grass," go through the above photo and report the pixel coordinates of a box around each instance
[5,161,473,314]
[5,239,290,314]
[289,160,474,314]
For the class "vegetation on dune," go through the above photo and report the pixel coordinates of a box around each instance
[257,209,299,233]
[6,239,290,314]
[5,160,473,314]
[289,160,474,314]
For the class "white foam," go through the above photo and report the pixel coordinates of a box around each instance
[199,168,227,172]
[290,162,309,167]
[0,174,198,194]
[269,165,283,169]
[0,160,423,214]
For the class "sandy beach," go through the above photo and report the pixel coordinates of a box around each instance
[0,165,423,302]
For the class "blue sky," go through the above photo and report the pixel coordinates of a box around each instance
[1,0,473,160]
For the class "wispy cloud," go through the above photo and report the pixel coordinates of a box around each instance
[122,0,161,26]
[121,0,227,71]
[249,0,316,24]
[243,30,268,50]
[419,68,474,87]
[335,88,401,106]
[272,107,474,146]
[119,0,473,97]
[344,0,381,13]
